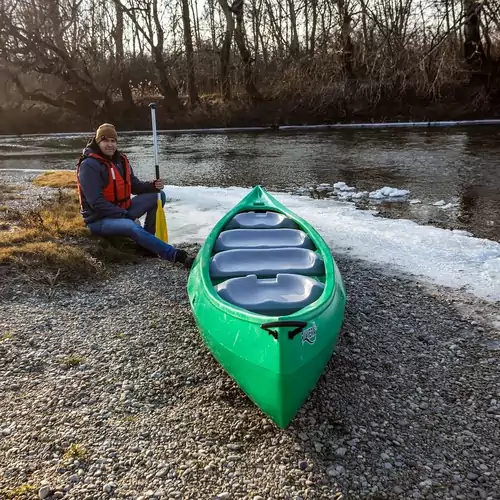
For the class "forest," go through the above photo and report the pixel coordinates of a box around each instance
[0,0,499,133]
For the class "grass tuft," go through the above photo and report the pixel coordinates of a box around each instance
[33,170,77,189]
[5,483,37,498]
[62,443,88,461]
[1,332,13,341]
[61,355,85,367]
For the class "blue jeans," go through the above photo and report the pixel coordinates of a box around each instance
[87,192,177,262]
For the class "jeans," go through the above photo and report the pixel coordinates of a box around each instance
[87,192,178,262]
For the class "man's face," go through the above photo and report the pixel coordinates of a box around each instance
[98,137,117,157]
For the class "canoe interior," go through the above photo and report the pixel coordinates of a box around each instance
[208,208,327,317]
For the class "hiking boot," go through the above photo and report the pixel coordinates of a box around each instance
[174,249,195,269]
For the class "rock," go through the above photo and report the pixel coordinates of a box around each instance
[103,483,115,493]
[298,460,308,470]
[39,486,50,499]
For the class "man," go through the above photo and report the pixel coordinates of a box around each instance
[77,123,194,269]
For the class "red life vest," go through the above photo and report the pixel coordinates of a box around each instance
[77,152,132,209]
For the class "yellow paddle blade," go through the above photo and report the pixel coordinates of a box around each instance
[155,198,168,243]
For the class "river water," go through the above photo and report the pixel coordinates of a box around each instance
[0,126,499,242]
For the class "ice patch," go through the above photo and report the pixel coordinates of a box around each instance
[369,186,410,199]
[352,191,369,199]
[333,181,356,192]
[163,185,500,302]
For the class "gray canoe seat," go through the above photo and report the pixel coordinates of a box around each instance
[214,229,314,252]
[225,211,299,230]
[215,274,325,316]
[209,248,325,279]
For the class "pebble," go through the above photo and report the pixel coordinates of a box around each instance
[38,485,50,499]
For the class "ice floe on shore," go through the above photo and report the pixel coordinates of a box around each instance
[291,182,459,209]
[293,181,410,201]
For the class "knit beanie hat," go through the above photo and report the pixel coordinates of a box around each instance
[95,123,118,143]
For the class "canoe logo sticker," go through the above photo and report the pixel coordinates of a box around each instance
[301,322,317,345]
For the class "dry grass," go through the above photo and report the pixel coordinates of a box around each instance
[0,173,142,285]
[33,170,77,189]
[1,241,104,278]
[0,189,88,244]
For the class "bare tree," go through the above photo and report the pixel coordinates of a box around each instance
[113,0,180,110]
[463,0,487,66]
[181,0,199,107]
[114,1,135,110]
[0,0,116,118]
[218,0,235,99]
[232,0,262,99]
[1,0,499,130]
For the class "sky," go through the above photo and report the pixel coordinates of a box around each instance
[161,185,500,303]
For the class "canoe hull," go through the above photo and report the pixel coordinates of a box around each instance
[187,186,346,428]
[189,269,345,427]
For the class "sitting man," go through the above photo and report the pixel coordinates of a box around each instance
[77,123,194,269]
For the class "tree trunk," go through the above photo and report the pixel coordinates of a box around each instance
[463,0,486,67]
[114,2,135,109]
[181,0,199,108]
[151,0,180,110]
[207,0,218,93]
[310,0,318,56]
[232,0,262,100]
[287,0,300,57]
[189,0,202,50]
[218,0,235,100]
[153,48,180,108]
[264,0,285,58]
[338,0,354,77]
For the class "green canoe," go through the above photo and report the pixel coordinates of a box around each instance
[187,186,346,428]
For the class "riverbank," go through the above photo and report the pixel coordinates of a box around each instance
[1,252,499,500]
[1,169,499,499]
[2,92,500,136]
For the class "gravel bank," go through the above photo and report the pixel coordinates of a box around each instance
[0,253,499,500]
[0,170,55,212]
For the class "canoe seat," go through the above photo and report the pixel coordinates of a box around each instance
[214,229,314,252]
[225,211,299,230]
[209,248,325,279]
[215,274,325,316]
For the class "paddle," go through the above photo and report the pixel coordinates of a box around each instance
[149,103,168,243]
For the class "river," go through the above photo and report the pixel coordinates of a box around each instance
[1,126,499,242]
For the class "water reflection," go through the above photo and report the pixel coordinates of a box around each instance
[0,127,499,241]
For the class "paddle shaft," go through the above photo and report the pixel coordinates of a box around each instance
[149,103,160,180]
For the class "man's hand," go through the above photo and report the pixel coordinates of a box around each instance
[153,179,164,190]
